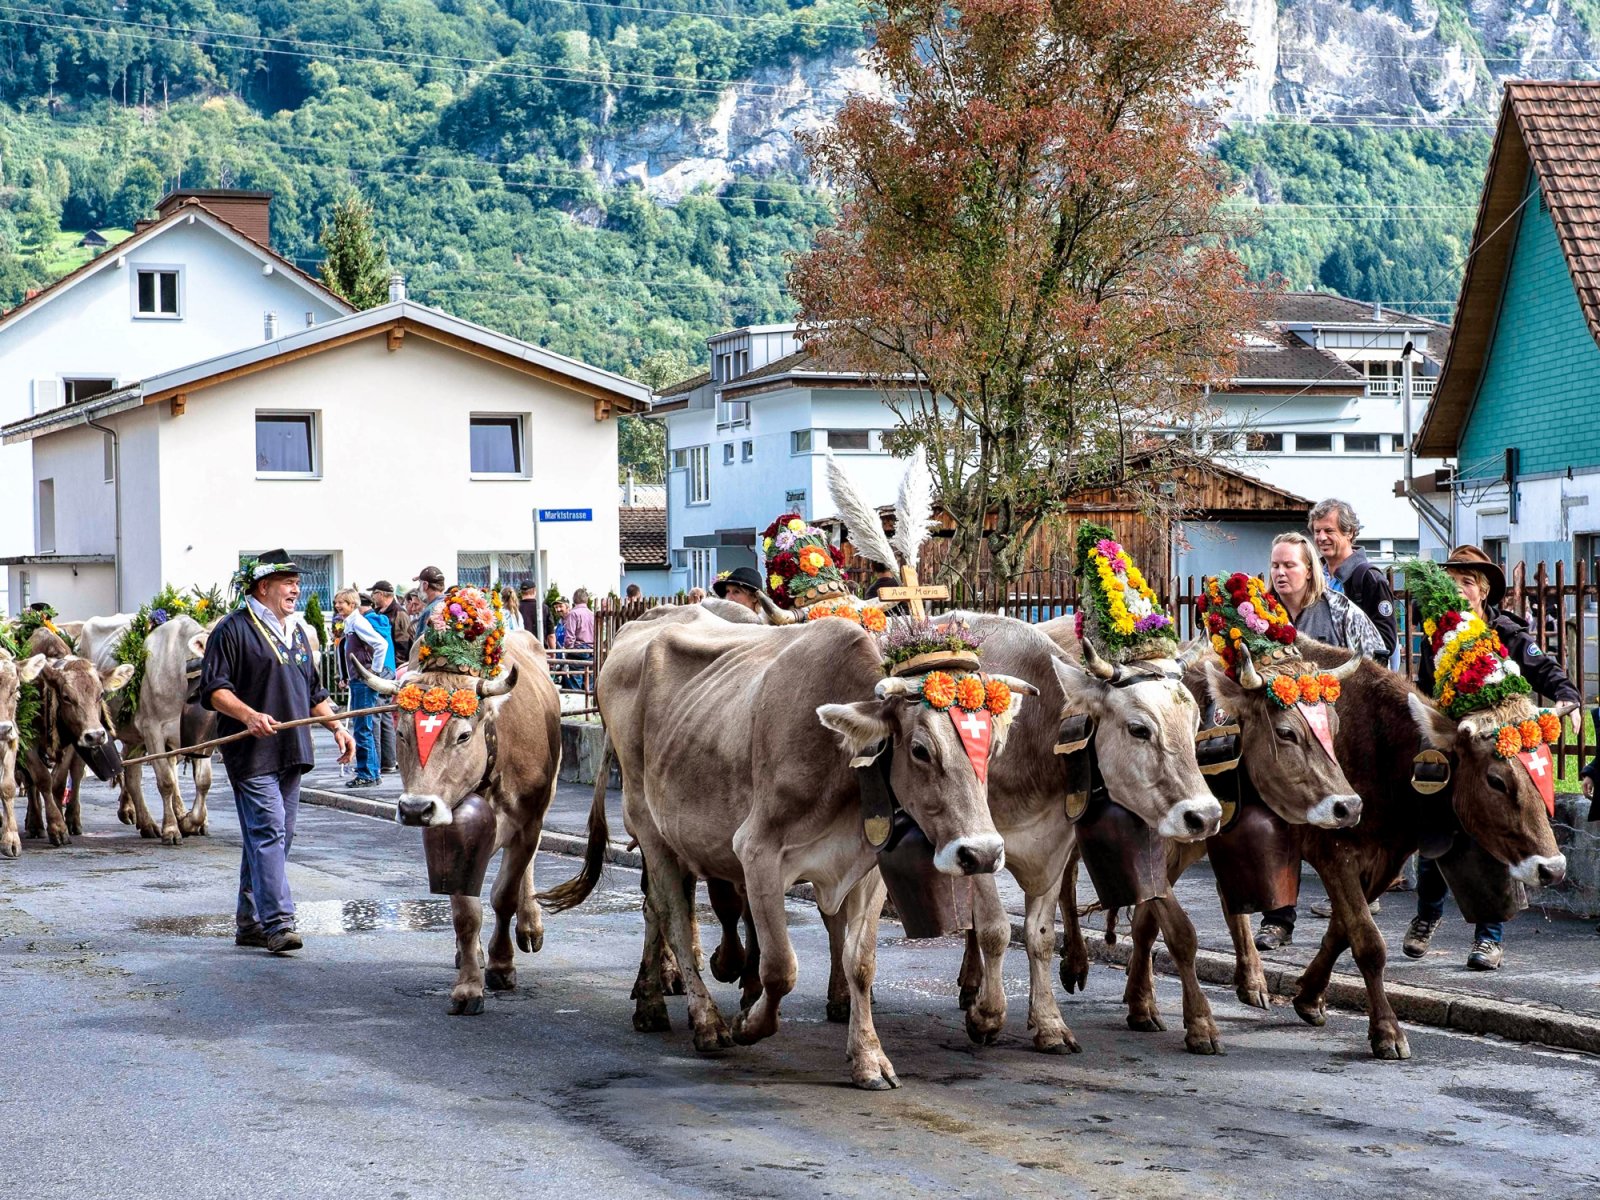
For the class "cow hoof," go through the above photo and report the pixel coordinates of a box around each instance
[632,1003,671,1033]
[1293,998,1327,1028]
[1060,961,1089,994]
[692,1022,733,1053]
[957,984,977,1011]
[1035,1035,1081,1055]
[1372,1031,1411,1061]
[1127,1015,1166,1033]
[161,828,182,847]
[516,927,543,954]
[1237,985,1271,1011]
[67,818,83,836]
[854,1071,900,1091]
[138,824,159,839]
[485,967,517,992]
[0,835,19,858]
[825,999,851,1024]
[48,828,70,847]
[709,944,745,984]
[447,994,485,1016]
[179,815,205,836]
[1185,1033,1223,1056]
[964,1011,1002,1046]
[117,804,135,826]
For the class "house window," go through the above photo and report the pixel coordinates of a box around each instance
[456,552,534,590]
[64,378,115,405]
[1389,435,1405,453]
[1344,434,1380,453]
[255,411,319,476]
[37,478,54,554]
[244,551,336,610]
[741,440,754,463]
[1364,362,1400,397]
[102,432,115,484]
[687,548,716,590]
[1296,433,1333,453]
[723,443,735,465]
[134,268,181,318]
[791,430,813,455]
[717,397,750,427]
[1244,432,1283,452]
[470,415,524,475]
[826,429,872,452]
[676,444,710,504]
[1483,537,1508,569]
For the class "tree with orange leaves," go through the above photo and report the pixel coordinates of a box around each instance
[790,0,1259,594]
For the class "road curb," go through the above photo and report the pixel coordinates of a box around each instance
[300,788,1600,1056]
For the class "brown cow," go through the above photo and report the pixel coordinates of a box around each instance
[545,606,1035,1090]
[353,629,561,1015]
[0,646,48,858]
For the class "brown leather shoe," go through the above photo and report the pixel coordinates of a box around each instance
[266,930,303,955]
[1254,922,1293,951]
[234,928,268,948]
[1402,916,1439,958]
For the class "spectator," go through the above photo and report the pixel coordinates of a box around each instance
[863,567,898,600]
[361,590,398,774]
[713,566,764,614]
[501,586,524,632]
[333,588,390,790]
[369,581,413,664]
[404,590,423,620]
[413,565,446,628]
[548,598,570,652]
[625,582,642,602]
[685,587,707,604]
[517,584,544,638]
[1252,531,1387,953]
[1406,545,1584,970]
[1309,498,1398,663]
[565,589,596,691]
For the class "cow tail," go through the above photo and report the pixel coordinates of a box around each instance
[1104,907,1120,946]
[537,736,612,913]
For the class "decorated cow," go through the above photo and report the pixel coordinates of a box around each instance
[0,639,47,858]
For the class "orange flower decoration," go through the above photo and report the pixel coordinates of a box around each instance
[955,675,985,711]
[835,605,862,624]
[1299,674,1322,705]
[421,686,451,714]
[1495,725,1522,759]
[1539,710,1563,744]
[799,546,829,576]
[1518,719,1541,750]
[921,671,956,709]
[1319,674,1341,704]
[396,683,425,712]
[1270,675,1301,708]
[984,679,1012,716]
[861,607,887,633]
[449,690,480,718]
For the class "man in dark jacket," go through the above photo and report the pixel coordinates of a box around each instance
[370,581,412,663]
[1310,498,1398,662]
[1406,544,1582,970]
[201,551,355,955]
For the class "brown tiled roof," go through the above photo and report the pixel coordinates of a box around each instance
[620,507,668,567]
[655,369,710,398]
[1231,327,1364,384]
[1256,290,1448,330]
[1419,81,1600,455]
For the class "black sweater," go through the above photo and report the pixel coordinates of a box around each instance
[200,606,329,780]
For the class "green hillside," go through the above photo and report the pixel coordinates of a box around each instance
[0,1,1497,374]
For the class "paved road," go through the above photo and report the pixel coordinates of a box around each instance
[3,787,1599,1199]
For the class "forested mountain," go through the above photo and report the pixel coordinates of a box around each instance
[0,1,1595,376]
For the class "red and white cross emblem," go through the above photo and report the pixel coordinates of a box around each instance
[415,710,450,765]
[950,707,993,785]
[1517,744,1556,817]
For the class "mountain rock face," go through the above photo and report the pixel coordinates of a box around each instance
[595,1,1599,201]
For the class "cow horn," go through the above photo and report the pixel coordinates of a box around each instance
[757,591,796,626]
[985,673,1039,697]
[1174,635,1207,672]
[1327,652,1364,681]
[1080,639,1119,681]
[479,662,519,698]
[1237,653,1265,691]
[349,655,400,696]
[874,676,914,699]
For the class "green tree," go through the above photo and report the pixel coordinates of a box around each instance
[112,159,165,227]
[618,348,689,483]
[317,193,392,310]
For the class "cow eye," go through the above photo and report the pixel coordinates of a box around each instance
[1127,723,1151,740]
[1488,772,1507,793]
[910,741,932,763]
[1275,725,1297,742]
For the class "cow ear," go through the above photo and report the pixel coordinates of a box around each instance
[1050,654,1103,713]
[1203,660,1246,708]
[817,701,895,756]
[186,633,208,658]
[102,662,136,694]
[19,655,47,684]
[1406,692,1457,750]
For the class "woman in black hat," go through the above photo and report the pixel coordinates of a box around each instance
[713,566,765,614]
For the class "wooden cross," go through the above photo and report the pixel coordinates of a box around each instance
[875,565,949,620]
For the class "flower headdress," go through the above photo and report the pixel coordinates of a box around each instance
[1197,574,1298,678]
[417,585,508,678]
[760,513,850,610]
[1073,523,1176,663]
[114,584,227,721]
[1409,558,1530,719]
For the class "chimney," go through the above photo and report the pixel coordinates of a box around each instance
[1372,297,1382,320]
[305,311,316,328]
[389,273,406,304]
[264,311,279,341]
[155,189,272,249]
[625,469,635,506]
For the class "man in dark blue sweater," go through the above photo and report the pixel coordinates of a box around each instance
[201,551,354,955]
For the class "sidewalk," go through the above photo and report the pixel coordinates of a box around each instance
[300,729,1600,1049]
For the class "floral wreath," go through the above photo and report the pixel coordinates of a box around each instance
[1074,523,1175,662]
[880,617,984,670]
[804,602,888,633]
[395,682,480,719]
[1408,559,1530,719]
[761,513,850,609]
[1491,710,1563,760]
[417,585,507,678]
[1197,574,1297,679]
[114,583,226,721]
[908,671,1013,717]
[13,603,72,650]
[1267,672,1342,710]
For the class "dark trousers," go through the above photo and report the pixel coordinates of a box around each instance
[378,708,396,771]
[234,767,301,936]
[1416,856,1502,944]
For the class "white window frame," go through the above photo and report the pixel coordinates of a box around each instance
[687,547,716,591]
[825,429,874,453]
[722,443,735,465]
[63,377,117,405]
[132,264,183,320]
[469,412,529,479]
[1294,432,1333,454]
[685,445,710,504]
[255,409,321,479]
[741,440,754,463]
[102,431,115,484]
[790,429,813,455]
[1343,433,1380,454]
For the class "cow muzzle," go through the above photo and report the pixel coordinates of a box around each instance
[1509,853,1566,888]
[933,833,1005,876]
[1158,796,1223,841]
[1307,793,1363,830]
[0,721,14,745]
[397,794,452,827]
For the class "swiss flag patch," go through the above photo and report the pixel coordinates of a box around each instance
[1516,743,1556,818]
[1296,702,1338,763]
[951,707,992,785]
[415,709,450,766]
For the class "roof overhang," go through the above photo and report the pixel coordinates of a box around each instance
[0,554,116,566]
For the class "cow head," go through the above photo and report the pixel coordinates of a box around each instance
[1200,654,1363,829]
[353,657,519,827]
[1408,693,1566,887]
[817,672,1036,876]
[1052,641,1221,841]
[0,648,47,749]
[36,655,132,778]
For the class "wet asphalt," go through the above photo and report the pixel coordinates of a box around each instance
[2,780,1599,1199]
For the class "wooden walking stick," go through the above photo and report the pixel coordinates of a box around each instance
[119,704,400,767]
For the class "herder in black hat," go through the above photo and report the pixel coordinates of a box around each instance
[199,550,355,955]
[713,565,764,614]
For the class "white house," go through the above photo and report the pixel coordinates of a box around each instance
[1,299,650,619]
[0,189,354,612]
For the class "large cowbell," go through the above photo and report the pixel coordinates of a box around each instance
[855,741,973,939]
[1416,799,1527,924]
[1196,698,1301,916]
[422,793,498,896]
[1056,716,1169,908]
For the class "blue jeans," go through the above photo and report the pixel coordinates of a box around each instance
[234,767,301,936]
[349,678,379,782]
[1416,856,1502,944]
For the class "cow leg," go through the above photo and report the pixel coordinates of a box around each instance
[963,874,1010,1046]
[188,755,213,836]
[122,763,160,838]
[1059,844,1090,994]
[1223,906,1270,1010]
[738,908,764,1014]
[838,871,898,1090]
[820,904,851,1023]
[1151,895,1221,1055]
[1,764,19,858]
[41,759,71,846]
[1023,877,1080,1054]
[24,774,43,838]
[148,755,187,846]
[447,893,487,1015]
[728,849,797,1048]
[1300,858,1409,1061]
[65,759,84,836]
[1123,900,1166,1032]
[642,843,730,1052]
[707,878,746,984]
[957,929,982,1011]
[632,888,671,1033]
[485,835,539,992]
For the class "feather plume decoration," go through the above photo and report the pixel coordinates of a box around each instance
[826,451,899,569]
[891,448,935,568]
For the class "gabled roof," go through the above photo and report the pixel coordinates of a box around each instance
[655,369,710,399]
[3,300,651,444]
[1229,326,1365,386]
[1419,80,1600,456]
[620,507,668,568]
[0,201,352,335]
[1255,289,1448,330]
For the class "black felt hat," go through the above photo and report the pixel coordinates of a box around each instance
[714,566,764,597]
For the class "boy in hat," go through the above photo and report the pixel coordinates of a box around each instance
[200,551,355,955]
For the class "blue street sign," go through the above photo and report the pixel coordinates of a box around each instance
[537,508,593,522]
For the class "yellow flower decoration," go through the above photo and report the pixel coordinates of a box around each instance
[787,518,806,533]
[769,573,783,590]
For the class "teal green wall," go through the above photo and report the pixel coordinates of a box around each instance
[1458,173,1600,477]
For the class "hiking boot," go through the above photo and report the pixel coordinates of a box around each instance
[1254,922,1293,951]
[1466,940,1503,971]
[266,930,303,955]
[1402,916,1439,958]
[234,927,268,948]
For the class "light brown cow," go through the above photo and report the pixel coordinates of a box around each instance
[0,646,48,858]
[545,606,1034,1090]
[353,629,561,1015]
